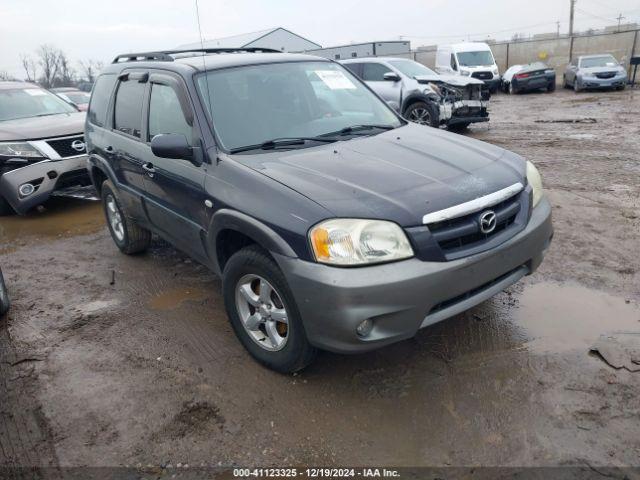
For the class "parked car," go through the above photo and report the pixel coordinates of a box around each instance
[0,268,9,317]
[501,62,556,94]
[341,57,489,131]
[86,48,553,373]
[563,54,628,92]
[435,42,501,93]
[0,81,90,215]
[51,87,91,111]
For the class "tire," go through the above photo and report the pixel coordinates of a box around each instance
[101,180,151,254]
[0,269,9,317]
[562,76,569,89]
[508,82,517,95]
[222,245,316,373]
[574,80,581,93]
[448,122,470,132]
[547,82,556,92]
[617,84,626,91]
[0,196,15,216]
[403,101,439,127]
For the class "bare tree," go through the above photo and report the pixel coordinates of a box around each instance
[37,44,62,88]
[0,71,16,81]
[57,51,75,87]
[78,59,104,83]
[20,54,38,82]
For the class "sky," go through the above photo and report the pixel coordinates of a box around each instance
[1,0,639,79]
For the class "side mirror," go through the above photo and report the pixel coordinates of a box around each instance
[383,72,401,82]
[151,133,193,161]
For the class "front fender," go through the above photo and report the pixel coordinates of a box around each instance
[207,208,298,275]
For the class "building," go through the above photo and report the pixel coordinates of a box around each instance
[178,27,321,52]
[304,41,411,60]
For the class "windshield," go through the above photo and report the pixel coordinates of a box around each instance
[59,91,91,105]
[456,50,495,67]
[0,87,77,121]
[580,56,618,68]
[388,59,437,78]
[196,61,401,152]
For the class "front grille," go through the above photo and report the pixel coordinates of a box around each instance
[595,71,616,79]
[427,193,521,255]
[46,135,85,158]
[471,71,493,80]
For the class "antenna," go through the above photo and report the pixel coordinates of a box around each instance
[194,0,213,123]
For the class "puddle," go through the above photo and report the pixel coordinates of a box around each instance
[514,282,640,354]
[0,198,103,252]
[148,286,211,311]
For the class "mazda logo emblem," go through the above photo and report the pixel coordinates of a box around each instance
[479,210,497,234]
[71,139,86,152]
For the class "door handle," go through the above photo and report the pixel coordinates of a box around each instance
[142,163,156,177]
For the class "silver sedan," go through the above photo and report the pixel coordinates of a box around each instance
[563,54,628,92]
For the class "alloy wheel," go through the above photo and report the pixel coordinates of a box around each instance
[407,107,432,125]
[235,274,289,351]
[106,194,125,241]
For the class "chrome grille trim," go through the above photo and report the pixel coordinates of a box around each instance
[422,182,524,225]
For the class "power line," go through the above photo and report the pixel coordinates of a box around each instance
[399,20,561,41]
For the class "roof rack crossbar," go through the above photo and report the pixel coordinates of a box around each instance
[111,47,282,64]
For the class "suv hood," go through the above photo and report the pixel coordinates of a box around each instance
[414,74,484,87]
[232,123,526,227]
[0,112,86,141]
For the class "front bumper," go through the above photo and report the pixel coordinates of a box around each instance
[579,76,627,89]
[440,100,489,126]
[0,155,90,214]
[276,198,553,353]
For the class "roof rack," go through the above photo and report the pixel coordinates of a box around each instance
[111,47,282,64]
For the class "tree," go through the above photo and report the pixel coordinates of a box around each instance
[20,54,38,82]
[78,59,104,83]
[37,44,62,88]
[57,51,75,87]
[0,71,16,81]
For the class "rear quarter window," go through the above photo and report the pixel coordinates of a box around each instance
[87,74,116,127]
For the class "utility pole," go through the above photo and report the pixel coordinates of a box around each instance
[569,0,576,37]
[557,21,561,37]
[616,13,625,31]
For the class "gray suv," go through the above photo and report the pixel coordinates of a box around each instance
[342,57,489,131]
[0,81,89,215]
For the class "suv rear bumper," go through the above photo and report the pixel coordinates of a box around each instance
[275,198,552,354]
[0,156,90,214]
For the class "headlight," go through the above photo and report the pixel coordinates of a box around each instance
[492,68,499,75]
[460,70,470,76]
[526,160,544,207]
[426,82,441,96]
[0,142,44,159]
[309,219,413,266]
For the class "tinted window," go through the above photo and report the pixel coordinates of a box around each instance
[361,63,392,81]
[342,63,363,77]
[87,74,116,127]
[148,84,191,143]
[457,50,495,67]
[114,79,145,138]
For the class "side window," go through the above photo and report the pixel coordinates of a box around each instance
[87,74,116,127]
[450,54,458,71]
[342,63,363,78]
[148,84,192,144]
[113,79,145,138]
[362,63,392,81]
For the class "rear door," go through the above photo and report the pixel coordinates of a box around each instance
[140,72,208,260]
[109,71,149,219]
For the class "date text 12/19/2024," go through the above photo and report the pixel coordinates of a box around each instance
[233,468,401,478]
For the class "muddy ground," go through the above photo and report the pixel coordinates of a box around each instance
[1,88,639,475]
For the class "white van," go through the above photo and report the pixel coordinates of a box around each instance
[435,42,500,93]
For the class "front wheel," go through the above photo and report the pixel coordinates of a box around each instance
[508,82,517,95]
[547,82,556,92]
[0,269,9,317]
[222,246,316,373]
[404,101,439,127]
[101,180,151,255]
[574,80,582,93]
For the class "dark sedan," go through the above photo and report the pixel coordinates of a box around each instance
[502,62,556,94]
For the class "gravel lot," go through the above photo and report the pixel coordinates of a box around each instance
[1,88,639,474]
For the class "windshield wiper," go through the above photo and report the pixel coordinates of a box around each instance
[319,124,396,138]
[229,137,337,154]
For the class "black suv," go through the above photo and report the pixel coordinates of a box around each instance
[86,48,553,372]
